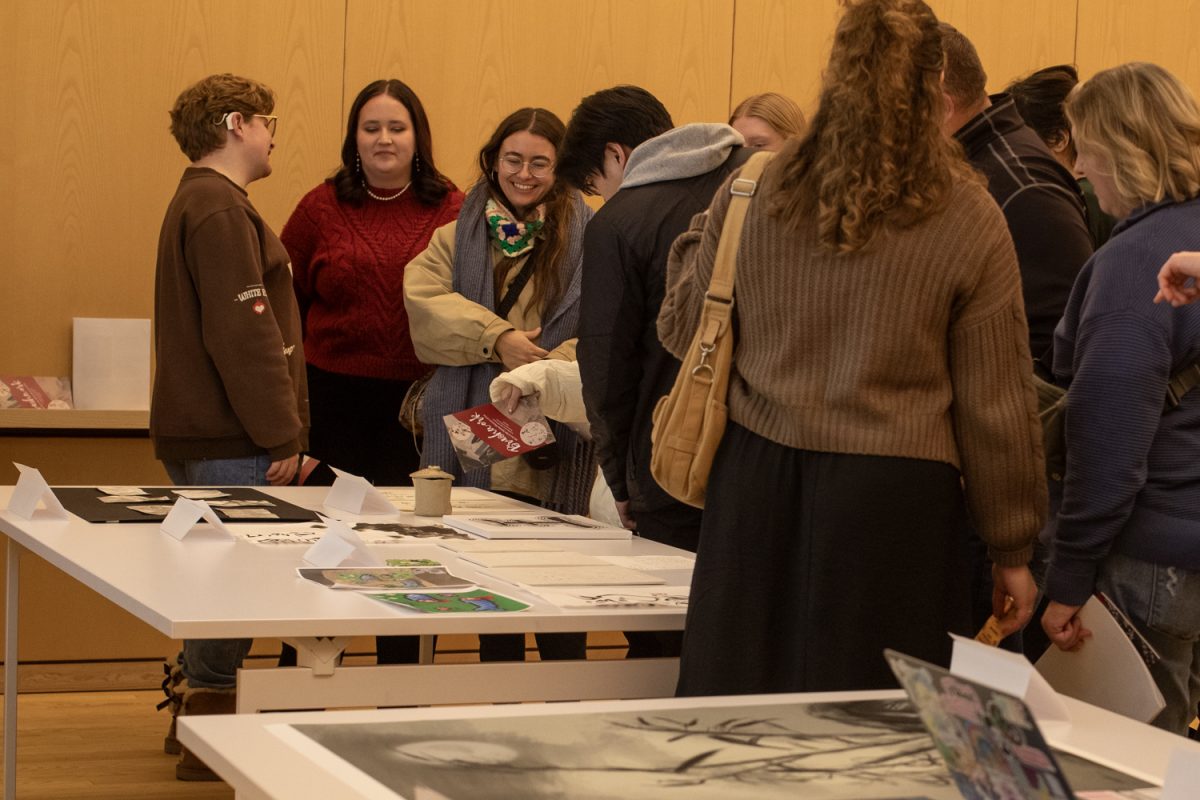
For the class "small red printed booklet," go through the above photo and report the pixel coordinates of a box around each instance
[0,376,73,409]
[443,397,555,472]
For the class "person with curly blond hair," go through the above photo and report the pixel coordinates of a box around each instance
[662,0,1045,696]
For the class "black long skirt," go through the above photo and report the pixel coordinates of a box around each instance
[675,422,973,697]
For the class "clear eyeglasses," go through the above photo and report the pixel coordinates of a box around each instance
[498,154,553,178]
[214,112,278,137]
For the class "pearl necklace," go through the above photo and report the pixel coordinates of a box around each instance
[364,181,411,201]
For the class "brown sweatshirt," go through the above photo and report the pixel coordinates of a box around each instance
[151,167,309,461]
[660,175,1046,567]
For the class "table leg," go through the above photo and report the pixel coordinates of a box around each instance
[5,539,21,799]
[418,634,435,665]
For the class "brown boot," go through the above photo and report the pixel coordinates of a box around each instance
[156,661,185,755]
[175,686,236,782]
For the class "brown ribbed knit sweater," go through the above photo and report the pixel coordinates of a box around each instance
[660,176,1047,566]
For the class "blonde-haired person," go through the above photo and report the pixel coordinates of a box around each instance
[662,0,1044,696]
[728,92,805,151]
[1156,251,1200,306]
[1040,62,1200,736]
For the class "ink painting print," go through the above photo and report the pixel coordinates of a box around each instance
[288,698,1152,799]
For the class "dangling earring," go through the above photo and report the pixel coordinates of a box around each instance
[355,154,362,175]
[413,153,422,174]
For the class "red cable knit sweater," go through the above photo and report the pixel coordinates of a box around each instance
[281,181,464,381]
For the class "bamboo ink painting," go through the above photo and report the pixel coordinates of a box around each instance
[285,699,1150,799]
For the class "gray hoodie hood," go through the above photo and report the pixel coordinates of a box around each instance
[619,123,744,191]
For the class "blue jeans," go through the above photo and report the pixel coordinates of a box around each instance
[1097,552,1200,736]
[162,455,270,689]
[163,454,273,487]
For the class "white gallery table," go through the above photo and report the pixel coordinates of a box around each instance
[180,689,1200,800]
[0,485,691,798]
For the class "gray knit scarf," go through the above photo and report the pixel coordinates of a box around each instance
[421,184,596,514]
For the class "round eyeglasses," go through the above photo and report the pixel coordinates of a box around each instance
[499,154,553,178]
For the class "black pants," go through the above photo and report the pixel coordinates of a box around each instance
[624,506,702,658]
[290,365,425,666]
[306,363,421,486]
[479,490,587,661]
[676,423,973,696]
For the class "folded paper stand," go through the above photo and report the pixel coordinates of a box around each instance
[302,516,381,568]
[323,468,397,515]
[159,498,234,541]
[6,463,69,521]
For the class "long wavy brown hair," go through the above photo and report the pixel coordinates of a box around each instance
[477,108,577,319]
[767,0,978,252]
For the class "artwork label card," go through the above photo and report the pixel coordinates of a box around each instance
[325,468,398,515]
[303,516,382,568]
[160,497,235,541]
[97,486,146,496]
[173,489,230,500]
[8,463,69,520]
[97,494,170,504]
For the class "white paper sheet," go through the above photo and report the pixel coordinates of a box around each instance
[484,565,666,586]
[1035,595,1166,723]
[72,317,150,410]
[459,551,607,568]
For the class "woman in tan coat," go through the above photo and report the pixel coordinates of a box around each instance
[404,107,594,662]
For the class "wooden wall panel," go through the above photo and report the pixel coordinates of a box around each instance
[731,1,1077,121]
[1076,0,1200,93]
[343,0,735,193]
[730,0,840,118]
[931,0,1078,90]
[0,0,344,378]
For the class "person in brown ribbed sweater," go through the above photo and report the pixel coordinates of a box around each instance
[661,0,1047,697]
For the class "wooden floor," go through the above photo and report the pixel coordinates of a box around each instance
[0,689,233,800]
[0,633,630,798]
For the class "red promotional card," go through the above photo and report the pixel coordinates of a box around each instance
[443,396,556,472]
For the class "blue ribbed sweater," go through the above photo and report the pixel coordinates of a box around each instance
[1046,196,1200,605]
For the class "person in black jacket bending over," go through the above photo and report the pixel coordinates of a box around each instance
[556,86,747,658]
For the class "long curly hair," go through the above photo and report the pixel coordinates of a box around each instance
[767,0,977,252]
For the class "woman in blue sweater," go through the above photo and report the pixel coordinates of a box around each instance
[1042,62,1200,736]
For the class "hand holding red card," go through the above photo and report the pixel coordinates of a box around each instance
[443,396,556,472]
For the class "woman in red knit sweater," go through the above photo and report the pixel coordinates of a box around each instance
[281,80,462,666]
[282,79,464,488]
